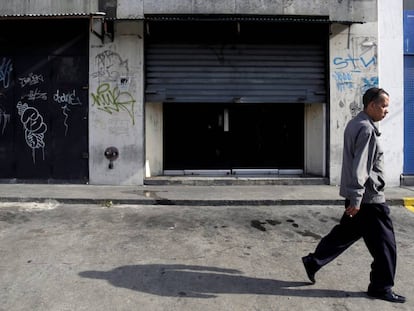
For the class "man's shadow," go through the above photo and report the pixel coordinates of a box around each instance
[79,264,366,299]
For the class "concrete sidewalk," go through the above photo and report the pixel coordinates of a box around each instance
[0,183,413,206]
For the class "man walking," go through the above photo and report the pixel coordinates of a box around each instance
[302,87,406,303]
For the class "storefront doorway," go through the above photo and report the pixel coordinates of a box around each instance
[144,15,328,178]
[164,103,303,172]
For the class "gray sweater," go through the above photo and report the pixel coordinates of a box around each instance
[339,111,385,207]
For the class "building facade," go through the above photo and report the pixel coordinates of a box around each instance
[0,0,404,186]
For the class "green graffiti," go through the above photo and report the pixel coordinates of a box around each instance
[91,83,136,125]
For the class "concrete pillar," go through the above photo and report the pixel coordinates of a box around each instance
[378,0,404,186]
[329,22,378,185]
[88,20,144,185]
[304,103,326,177]
[145,102,163,177]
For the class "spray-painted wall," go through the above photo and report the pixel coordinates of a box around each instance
[329,0,404,186]
[329,22,379,185]
[89,21,144,185]
[1,1,404,186]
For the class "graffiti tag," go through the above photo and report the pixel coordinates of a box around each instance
[91,83,136,125]
[332,72,354,92]
[92,50,129,82]
[333,55,376,72]
[54,89,82,106]
[53,89,82,136]
[18,73,44,88]
[21,88,48,101]
[16,102,47,163]
[361,76,379,93]
[0,57,13,88]
[332,37,378,116]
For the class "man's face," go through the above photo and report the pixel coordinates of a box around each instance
[368,94,389,122]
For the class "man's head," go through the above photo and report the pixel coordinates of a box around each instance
[362,87,389,122]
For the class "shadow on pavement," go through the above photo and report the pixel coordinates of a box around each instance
[79,264,367,299]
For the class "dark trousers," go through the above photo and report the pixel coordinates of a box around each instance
[311,200,397,292]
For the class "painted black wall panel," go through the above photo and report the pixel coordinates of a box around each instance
[0,19,89,182]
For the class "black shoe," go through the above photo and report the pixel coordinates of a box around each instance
[302,255,316,284]
[367,290,406,303]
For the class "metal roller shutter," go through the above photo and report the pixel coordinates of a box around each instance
[145,43,326,104]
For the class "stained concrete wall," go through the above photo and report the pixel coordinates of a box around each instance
[305,104,326,177]
[377,0,404,186]
[329,22,378,185]
[1,0,375,22]
[329,0,404,187]
[145,102,163,177]
[118,0,143,19]
[2,1,403,186]
[0,1,97,14]
[89,20,144,185]
[142,0,376,22]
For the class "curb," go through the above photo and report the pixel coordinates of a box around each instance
[0,197,407,207]
[404,197,414,212]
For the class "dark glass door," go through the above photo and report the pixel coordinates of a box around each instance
[164,103,304,171]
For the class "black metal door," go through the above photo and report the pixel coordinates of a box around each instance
[163,103,304,170]
[49,55,89,180]
[0,19,89,182]
[13,55,52,179]
[0,55,15,178]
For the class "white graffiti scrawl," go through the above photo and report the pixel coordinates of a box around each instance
[17,102,47,163]
[92,50,129,82]
[18,72,44,88]
[0,57,13,88]
[20,88,48,101]
[53,89,82,136]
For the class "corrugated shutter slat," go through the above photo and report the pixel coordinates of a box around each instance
[145,43,326,103]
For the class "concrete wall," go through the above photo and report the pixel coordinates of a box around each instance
[89,20,144,185]
[142,0,376,22]
[2,1,403,186]
[377,0,404,186]
[1,0,375,22]
[145,102,163,177]
[305,103,326,177]
[0,1,97,14]
[329,22,378,185]
[329,0,404,187]
[118,0,143,19]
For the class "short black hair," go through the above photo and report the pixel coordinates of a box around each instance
[363,87,389,108]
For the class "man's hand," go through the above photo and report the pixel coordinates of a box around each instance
[345,205,360,218]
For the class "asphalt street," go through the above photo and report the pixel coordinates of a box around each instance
[0,202,413,311]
